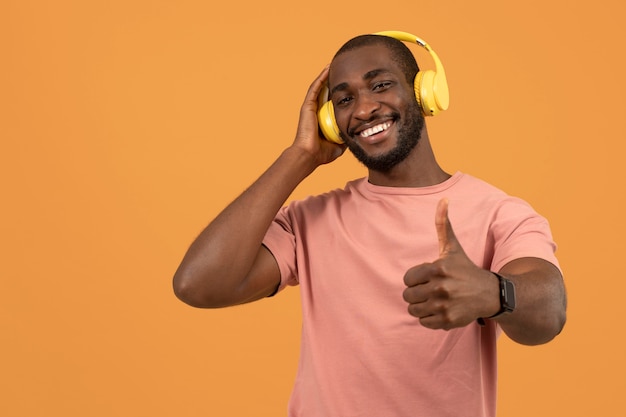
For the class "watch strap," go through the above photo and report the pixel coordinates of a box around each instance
[477,272,516,326]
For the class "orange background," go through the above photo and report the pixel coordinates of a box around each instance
[1,0,624,416]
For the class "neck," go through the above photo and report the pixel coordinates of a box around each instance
[367,126,450,187]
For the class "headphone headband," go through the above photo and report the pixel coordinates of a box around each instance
[374,31,450,112]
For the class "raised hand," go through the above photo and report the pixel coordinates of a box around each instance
[402,198,500,330]
[292,66,346,165]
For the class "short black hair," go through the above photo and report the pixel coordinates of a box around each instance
[332,34,420,85]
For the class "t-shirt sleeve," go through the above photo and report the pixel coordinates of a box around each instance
[262,206,299,292]
[489,197,561,273]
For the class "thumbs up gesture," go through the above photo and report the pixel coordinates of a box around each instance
[402,199,500,330]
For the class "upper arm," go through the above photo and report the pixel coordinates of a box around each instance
[232,245,282,305]
[499,256,562,279]
[173,244,281,309]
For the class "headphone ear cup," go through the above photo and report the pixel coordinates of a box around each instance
[414,69,449,117]
[414,71,426,115]
[414,69,439,116]
[317,101,344,144]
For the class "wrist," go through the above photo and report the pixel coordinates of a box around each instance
[477,272,517,326]
[281,146,320,175]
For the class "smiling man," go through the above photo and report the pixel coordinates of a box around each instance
[330,43,427,176]
[173,33,567,417]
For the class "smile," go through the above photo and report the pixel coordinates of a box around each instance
[359,121,392,138]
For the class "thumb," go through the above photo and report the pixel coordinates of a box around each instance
[435,198,461,257]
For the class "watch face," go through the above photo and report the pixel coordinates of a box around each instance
[503,279,516,310]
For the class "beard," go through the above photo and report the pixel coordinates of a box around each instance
[341,101,425,173]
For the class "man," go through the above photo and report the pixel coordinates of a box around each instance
[173,33,567,417]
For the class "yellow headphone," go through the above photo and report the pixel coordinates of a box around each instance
[317,31,450,144]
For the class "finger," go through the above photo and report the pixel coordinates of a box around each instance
[296,67,331,142]
[419,315,451,331]
[403,263,436,287]
[304,65,330,107]
[402,283,429,304]
[407,302,433,320]
[407,302,453,330]
[435,198,460,256]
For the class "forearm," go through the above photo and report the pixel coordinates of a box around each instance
[173,146,318,307]
[494,258,567,345]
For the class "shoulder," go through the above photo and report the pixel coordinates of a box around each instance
[445,173,548,236]
[452,173,508,198]
[286,178,367,213]
[451,173,535,208]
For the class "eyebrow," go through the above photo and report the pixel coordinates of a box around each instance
[329,68,391,97]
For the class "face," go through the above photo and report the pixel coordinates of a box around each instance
[328,44,424,173]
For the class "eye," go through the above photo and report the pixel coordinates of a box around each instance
[373,81,393,91]
[336,96,353,106]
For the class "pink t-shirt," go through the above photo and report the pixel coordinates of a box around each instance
[263,172,559,417]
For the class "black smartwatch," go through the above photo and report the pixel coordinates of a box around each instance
[477,272,516,326]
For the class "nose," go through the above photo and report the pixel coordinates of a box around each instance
[353,92,381,121]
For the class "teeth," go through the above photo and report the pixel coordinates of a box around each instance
[360,122,391,138]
